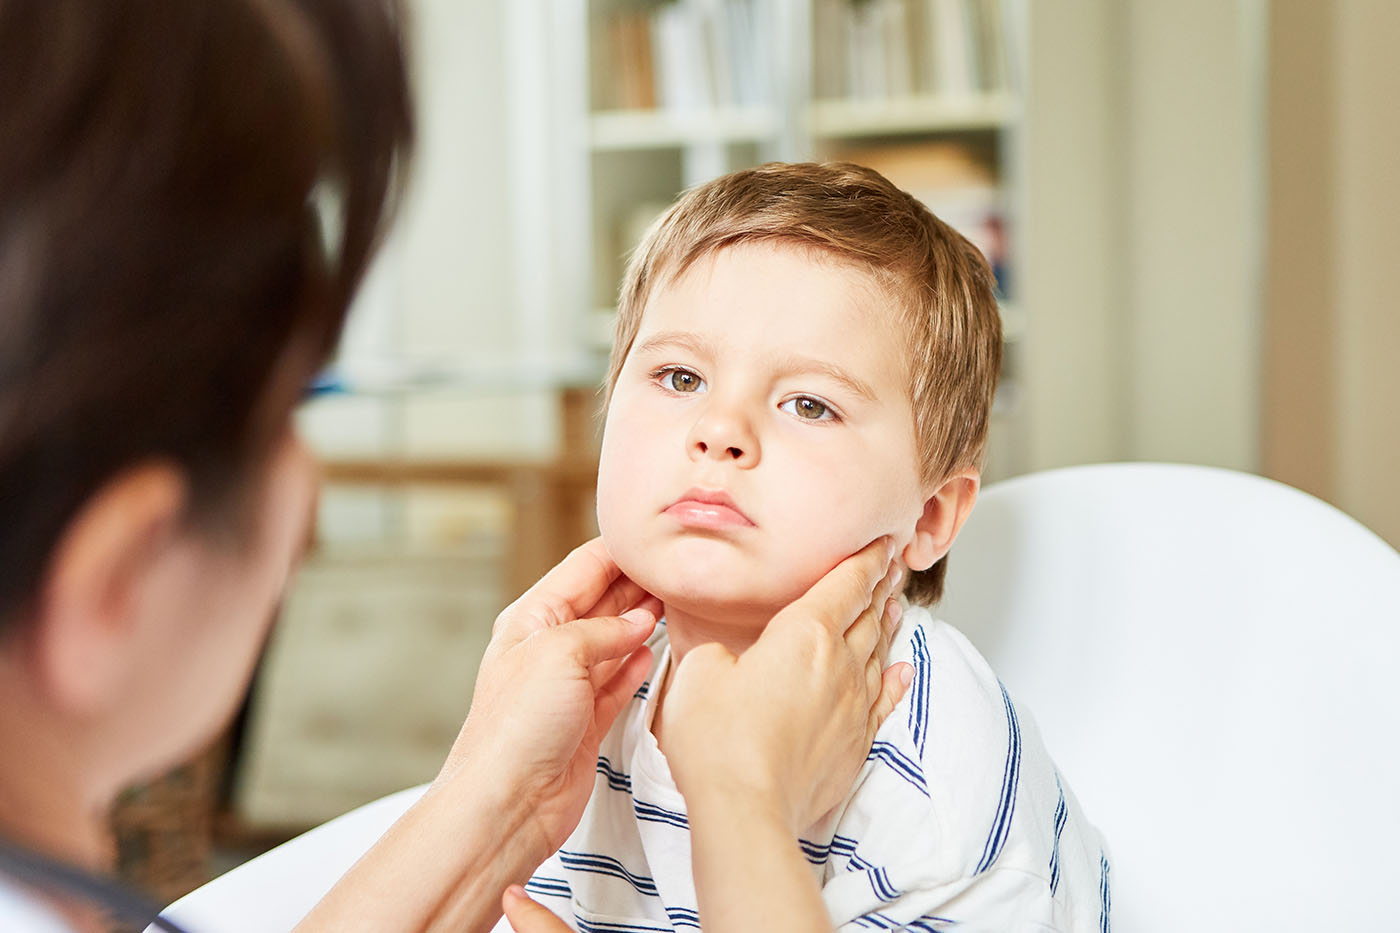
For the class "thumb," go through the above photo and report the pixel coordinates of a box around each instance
[502,885,572,932]
[551,607,657,669]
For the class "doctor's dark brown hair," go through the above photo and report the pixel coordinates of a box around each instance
[606,162,1002,605]
[0,0,412,622]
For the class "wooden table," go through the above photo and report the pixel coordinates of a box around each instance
[316,385,602,600]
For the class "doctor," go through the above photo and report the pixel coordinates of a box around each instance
[0,2,909,931]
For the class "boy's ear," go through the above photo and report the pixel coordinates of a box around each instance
[902,470,980,572]
[32,463,187,716]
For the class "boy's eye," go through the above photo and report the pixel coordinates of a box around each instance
[780,396,834,421]
[664,369,704,393]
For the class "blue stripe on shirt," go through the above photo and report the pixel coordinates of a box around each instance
[665,906,701,929]
[799,837,832,865]
[524,876,572,899]
[975,681,1022,874]
[575,918,673,933]
[857,910,951,930]
[596,756,632,794]
[633,798,689,829]
[908,626,932,757]
[867,741,930,797]
[558,850,659,897]
[867,865,900,902]
[907,917,955,932]
[1049,773,1068,895]
[1099,852,1112,933]
[832,834,873,872]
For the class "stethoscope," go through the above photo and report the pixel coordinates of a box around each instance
[0,835,191,932]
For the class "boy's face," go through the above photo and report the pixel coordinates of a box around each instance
[597,240,931,627]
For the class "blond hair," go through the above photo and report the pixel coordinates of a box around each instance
[606,162,1001,604]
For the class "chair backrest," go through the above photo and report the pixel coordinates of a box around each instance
[938,462,1400,931]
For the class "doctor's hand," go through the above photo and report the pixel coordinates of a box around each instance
[662,536,911,835]
[497,538,910,933]
[501,885,573,933]
[299,539,657,933]
[654,537,910,933]
[440,537,661,860]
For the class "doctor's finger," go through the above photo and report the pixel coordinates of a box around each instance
[548,607,658,670]
[587,598,661,691]
[867,663,914,746]
[592,646,656,739]
[785,536,894,634]
[873,594,903,667]
[515,537,624,622]
[842,599,883,667]
[584,574,651,621]
[503,885,573,933]
[843,564,901,662]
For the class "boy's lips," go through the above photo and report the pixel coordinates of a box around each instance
[663,487,755,529]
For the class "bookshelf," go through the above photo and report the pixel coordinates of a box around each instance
[590,108,779,150]
[529,0,1027,479]
[808,92,1018,137]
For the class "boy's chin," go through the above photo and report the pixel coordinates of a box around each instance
[644,573,818,630]
[604,533,831,624]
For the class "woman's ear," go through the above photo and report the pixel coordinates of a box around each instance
[902,470,980,572]
[32,463,187,716]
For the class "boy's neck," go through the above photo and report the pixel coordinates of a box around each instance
[661,603,771,662]
[650,602,773,753]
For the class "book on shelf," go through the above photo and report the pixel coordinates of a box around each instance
[605,12,656,110]
[930,0,975,98]
[830,140,1010,294]
[813,0,1011,103]
[593,0,770,115]
[967,0,1010,94]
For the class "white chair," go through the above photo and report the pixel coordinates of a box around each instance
[153,784,426,932]
[938,462,1400,931]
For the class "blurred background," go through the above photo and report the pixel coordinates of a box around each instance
[111,0,1399,909]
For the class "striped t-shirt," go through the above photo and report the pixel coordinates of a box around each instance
[501,606,1111,932]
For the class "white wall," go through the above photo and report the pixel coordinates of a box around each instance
[307,0,559,463]
[1021,0,1129,470]
[1022,0,1265,474]
[396,0,515,356]
[1122,1,1263,471]
[1332,1,1400,546]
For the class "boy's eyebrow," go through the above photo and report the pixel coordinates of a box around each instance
[633,332,879,402]
[632,331,715,360]
[774,354,880,402]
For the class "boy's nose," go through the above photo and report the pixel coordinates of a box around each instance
[686,405,760,467]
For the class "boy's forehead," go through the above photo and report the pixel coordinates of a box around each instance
[645,239,899,329]
[633,241,916,389]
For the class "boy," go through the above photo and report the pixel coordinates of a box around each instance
[509,163,1109,931]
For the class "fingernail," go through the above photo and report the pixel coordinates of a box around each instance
[885,597,903,625]
[621,607,654,626]
[505,884,527,900]
[898,664,914,687]
[885,537,896,559]
[890,565,904,589]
